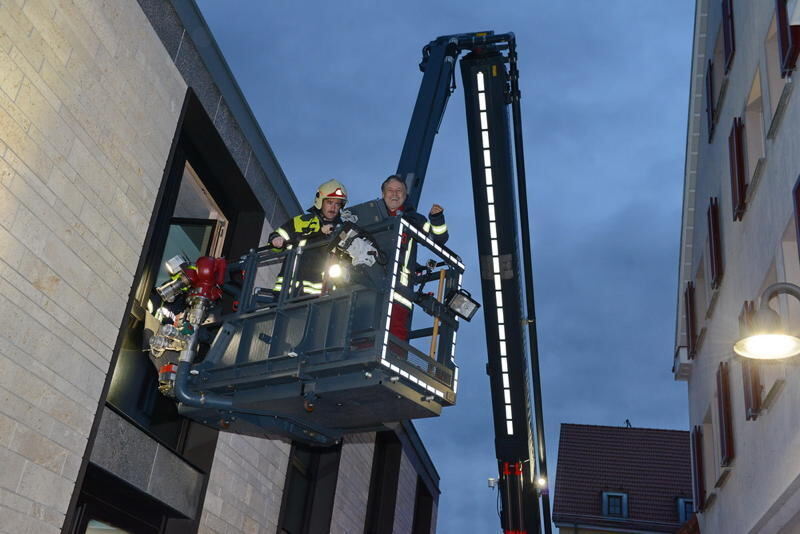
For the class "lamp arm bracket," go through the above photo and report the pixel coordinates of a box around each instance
[760,282,800,309]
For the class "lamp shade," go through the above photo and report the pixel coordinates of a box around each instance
[734,306,800,360]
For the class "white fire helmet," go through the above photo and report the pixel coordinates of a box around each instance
[314,179,348,210]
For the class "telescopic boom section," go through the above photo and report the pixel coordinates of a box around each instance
[397,32,551,534]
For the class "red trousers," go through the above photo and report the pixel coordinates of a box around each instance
[389,303,411,343]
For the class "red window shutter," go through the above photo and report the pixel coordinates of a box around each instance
[722,0,736,72]
[728,117,747,220]
[707,197,724,288]
[739,300,762,420]
[691,426,706,511]
[777,0,800,77]
[685,282,698,359]
[705,60,715,140]
[717,361,735,466]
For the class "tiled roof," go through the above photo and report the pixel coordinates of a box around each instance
[553,423,692,533]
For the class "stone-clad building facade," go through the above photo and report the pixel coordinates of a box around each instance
[0,1,439,533]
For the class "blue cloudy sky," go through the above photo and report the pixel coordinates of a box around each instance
[195,1,695,531]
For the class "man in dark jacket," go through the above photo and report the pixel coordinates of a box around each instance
[381,175,448,245]
[269,179,347,295]
[380,174,448,346]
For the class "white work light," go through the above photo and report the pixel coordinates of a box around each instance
[447,289,480,321]
[328,263,344,279]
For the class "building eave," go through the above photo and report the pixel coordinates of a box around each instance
[674,0,709,381]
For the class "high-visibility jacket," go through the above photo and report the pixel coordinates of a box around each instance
[268,208,340,295]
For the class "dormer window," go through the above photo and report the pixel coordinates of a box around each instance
[678,497,695,523]
[602,492,628,518]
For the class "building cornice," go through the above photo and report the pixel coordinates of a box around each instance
[674,0,709,381]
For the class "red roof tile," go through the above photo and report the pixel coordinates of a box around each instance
[553,423,692,533]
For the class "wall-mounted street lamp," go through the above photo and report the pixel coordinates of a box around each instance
[734,282,800,360]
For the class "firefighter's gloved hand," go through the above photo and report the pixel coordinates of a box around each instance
[429,204,444,216]
[346,237,377,267]
[271,236,285,248]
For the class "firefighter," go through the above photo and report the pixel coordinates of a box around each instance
[269,179,347,295]
[380,174,448,349]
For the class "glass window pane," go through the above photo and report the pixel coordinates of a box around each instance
[86,519,133,533]
[155,222,215,286]
[608,495,622,516]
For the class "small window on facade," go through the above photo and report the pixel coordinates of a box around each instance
[712,27,726,112]
[722,0,736,73]
[705,27,728,141]
[776,0,800,77]
[729,117,747,220]
[744,70,766,185]
[678,497,695,523]
[365,432,403,534]
[277,442,342,534]
[411,477,435,534]
[602,492,628,518]
[707,197,724,289]
[691,426,707,511]
[705,60,715,140]
[782,215,800,324]
[696,256,709,318]
[766,14,790,132]
[685,281,698,359]
[702,408,718,495]
[717,361,735,467]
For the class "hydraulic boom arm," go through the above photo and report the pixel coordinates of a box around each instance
[397,32,552,534]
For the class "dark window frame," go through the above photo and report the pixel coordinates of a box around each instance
[601,491,628,518]
[722,0,736,73]
[776,0,800,77]
[707,197,724,289]
[717,361,735,467]
[276,442,342,534]
[678,497,695,523]
[691,426,707,511]
[705,59,716,141]
[411,476,435,534]
[729,116,747,220]
[685,281,698,359]
[365,431,403,534]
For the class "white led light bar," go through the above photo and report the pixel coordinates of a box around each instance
[477,69,515,436]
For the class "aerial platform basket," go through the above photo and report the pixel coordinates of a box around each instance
[168,203,469,446]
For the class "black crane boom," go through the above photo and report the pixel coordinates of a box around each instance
[396,31,552,534]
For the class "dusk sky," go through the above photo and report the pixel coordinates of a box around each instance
[194,2,695,531]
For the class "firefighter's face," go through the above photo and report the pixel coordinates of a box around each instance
[383,179,407,211]
[321,198,343,220]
